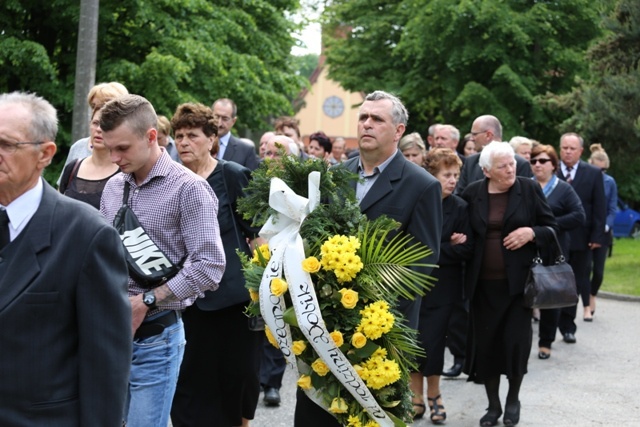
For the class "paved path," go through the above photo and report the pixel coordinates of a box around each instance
[252,295,640,426]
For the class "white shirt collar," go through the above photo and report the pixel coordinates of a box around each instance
[2,177,43,240]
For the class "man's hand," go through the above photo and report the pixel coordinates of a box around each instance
[129,294,149,336]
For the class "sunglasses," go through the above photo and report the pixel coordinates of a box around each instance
[530,158,552,165]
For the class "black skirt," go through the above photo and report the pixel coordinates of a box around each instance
[464,279,532,382]
[172,302,262,426]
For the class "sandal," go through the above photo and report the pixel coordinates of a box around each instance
[413,401,426,420]
[427,394,447,424]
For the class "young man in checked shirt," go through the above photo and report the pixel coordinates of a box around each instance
[99,94,226,427]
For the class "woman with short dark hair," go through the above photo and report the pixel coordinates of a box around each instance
[170,102,262,427]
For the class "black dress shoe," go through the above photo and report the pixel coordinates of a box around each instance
[442,362,464,377]
[503,401,521,426]
[563,332,577,344]
[538,350,551,360]
[479,407,502,426]
[263,387,281,406]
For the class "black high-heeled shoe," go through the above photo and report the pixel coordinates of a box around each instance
[427,394,446,425]
[503,401,521,426]
[479,407,502,426]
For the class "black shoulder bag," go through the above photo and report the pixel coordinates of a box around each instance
[524,226,578,309]
[113,182,183,288]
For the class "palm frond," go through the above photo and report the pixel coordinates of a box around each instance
[357,217,437,300]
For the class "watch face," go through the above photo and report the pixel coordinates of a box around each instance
[143,293,155,305]
[322,96,344,118]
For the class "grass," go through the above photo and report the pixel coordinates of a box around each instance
[602,238,640,296]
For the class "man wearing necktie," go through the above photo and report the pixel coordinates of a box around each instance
[557,132,606,343]
[0,92,131,426]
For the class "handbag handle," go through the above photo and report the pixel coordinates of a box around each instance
[533,226,565,265]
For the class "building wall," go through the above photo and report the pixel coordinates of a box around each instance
[295,66,363,150]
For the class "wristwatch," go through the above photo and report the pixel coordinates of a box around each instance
[142,290,157,310]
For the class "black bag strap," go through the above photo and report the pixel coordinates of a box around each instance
[123,181,131,206]
[220,161,246,250]
[533,226,565,265]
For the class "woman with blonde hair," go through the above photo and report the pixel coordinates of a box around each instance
[587,143,618,318]
[57,82,129,185]
[400,132,427,167]
[509,136,533,161]
[59,107,119,209]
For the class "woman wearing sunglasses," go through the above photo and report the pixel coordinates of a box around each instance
[530,144,585,360]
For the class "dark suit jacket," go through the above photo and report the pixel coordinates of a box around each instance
[461,177,558,301]
[457,151,532,194]
[423,194,474,307]
[343,151,443,325]
[222,134,260,171]
[0,181,131,427]
[544,179,585,259]
[557,160,607,250]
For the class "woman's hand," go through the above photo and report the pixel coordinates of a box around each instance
[503,227,535,251]
[450,232,467,246]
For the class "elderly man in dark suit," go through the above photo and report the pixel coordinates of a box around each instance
[556,132,606,343]
[0,92,131,426]
[293,90,443,426]
[212,98,260,170]
[456,115,532,194]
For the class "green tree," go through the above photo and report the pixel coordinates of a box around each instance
[322,0,602,142]
[549,0,640,203]
[292,53,319,80]
[0,0,306,182]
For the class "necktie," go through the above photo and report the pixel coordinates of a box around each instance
[0,209,10,250]
[565,166,573,184]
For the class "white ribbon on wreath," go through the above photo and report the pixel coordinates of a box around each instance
[258,172,393,426]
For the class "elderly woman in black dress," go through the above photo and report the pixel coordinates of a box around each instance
[530,144,585,359]
[169,103,261,427]
[411,148,474,424]
[461,142,557,426]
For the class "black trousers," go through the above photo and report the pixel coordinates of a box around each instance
[559,249,592,334]
[590,233,611,296]
[260,339,286,389]
[446,298,468,361]
[538,308,561,348]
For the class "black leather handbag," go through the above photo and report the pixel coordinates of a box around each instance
[113,182,183,288]
[524,227,578,309]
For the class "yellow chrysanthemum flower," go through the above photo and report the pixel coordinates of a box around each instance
[251,244,270,265]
